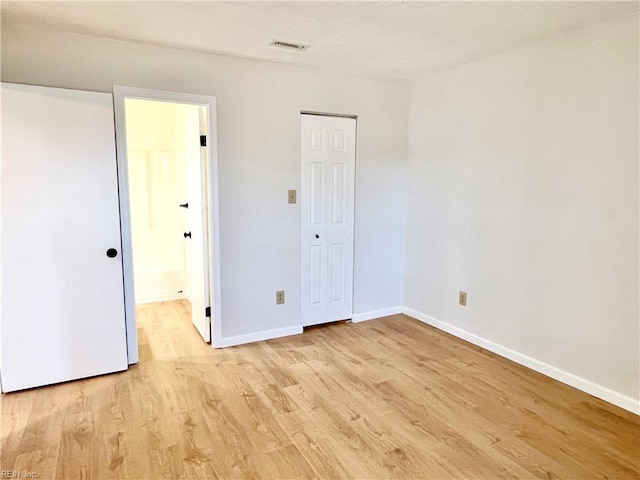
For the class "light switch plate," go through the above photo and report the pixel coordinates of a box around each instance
[459,291,467,306]
[288,190,297,204]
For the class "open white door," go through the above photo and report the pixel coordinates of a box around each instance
[184,110,211,342]
[1,83,128,392]
[301,114,356,327]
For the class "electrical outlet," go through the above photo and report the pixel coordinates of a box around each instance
[288,190,297,204]
[459,291,467,306]
[276,290,285,305]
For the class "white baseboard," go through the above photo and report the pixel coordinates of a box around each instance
[402,307,640,415]
[352,306,403,323]
[135,291,184,304]
[218,325,303,348]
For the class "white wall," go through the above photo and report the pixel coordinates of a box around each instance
[405,15,639,407]
[1,23,408,342]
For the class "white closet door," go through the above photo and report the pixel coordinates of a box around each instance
[301,114,356,327]
[1,83,128,392]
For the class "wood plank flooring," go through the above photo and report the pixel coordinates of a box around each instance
[1,300,638,479]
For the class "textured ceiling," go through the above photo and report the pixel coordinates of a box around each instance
[1,1,637,80]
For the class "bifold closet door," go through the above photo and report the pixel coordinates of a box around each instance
[1,83,128,392]
[301,114,356,327]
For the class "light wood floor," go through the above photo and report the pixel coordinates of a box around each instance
[1,301,638,479]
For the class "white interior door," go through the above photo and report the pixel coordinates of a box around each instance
[184,109,211,342]
[1,83,128,392]
[301,114,356,327]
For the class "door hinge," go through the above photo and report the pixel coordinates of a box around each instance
[205,306,211,317]
[200,135,207,147]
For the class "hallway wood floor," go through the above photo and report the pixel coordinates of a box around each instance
[1,300,638,479]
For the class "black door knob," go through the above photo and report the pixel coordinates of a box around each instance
[179,202,189,209]
[106,248,118,258]
[184,231,192,238]
[315,234,320,239]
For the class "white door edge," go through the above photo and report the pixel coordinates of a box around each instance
[113,85,223,358]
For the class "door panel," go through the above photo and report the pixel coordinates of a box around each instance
[332,164,346,224]
[310,162,325,225]
[1,83,128,392]
[310,245,324,306]
[331,243,345,303]
[184,108,211,342]
[301,115,356,327]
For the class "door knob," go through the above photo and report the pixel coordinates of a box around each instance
[106,248,118,258]
[179,202,189,209]
[184,232,192,238]
[315,234,320,239]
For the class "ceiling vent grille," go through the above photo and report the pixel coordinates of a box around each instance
[270,40,310,51]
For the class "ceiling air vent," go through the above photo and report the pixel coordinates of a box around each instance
[270,40,310,51]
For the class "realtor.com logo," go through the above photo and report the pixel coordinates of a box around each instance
[1,472,38,478]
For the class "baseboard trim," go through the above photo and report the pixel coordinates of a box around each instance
[219,325,304,348]
[135,291,184,304]
[402,307,640,415]
[352,306,403,323]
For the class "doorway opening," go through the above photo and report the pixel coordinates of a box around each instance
[114,87,223,362]
[125,99,209,334]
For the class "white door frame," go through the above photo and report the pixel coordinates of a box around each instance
[113,86,223,359]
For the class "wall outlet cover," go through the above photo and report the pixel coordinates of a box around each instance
[459,291,467,306]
